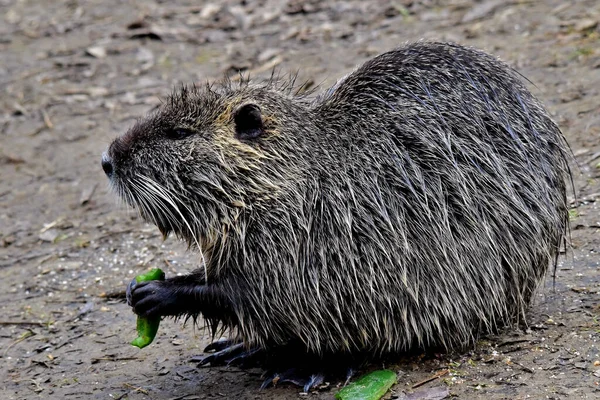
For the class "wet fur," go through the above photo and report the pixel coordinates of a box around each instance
[107,42,570,356]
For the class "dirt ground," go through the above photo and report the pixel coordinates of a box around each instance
[1,1,599,399]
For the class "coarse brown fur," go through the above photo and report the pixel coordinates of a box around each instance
[103,42,570,360]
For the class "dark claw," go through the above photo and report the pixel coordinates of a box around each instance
[302,374,325,393]
[204,338,237,353]
[189,354,205,363]
[260,373,277,390]
[194,340,263,368]
[278,368,309,387]
[344,368,355,386]
[196,343,245,366]
[226,347,262,366]
[260,368,325,392]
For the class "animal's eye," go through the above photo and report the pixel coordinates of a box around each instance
[166,127,194,140]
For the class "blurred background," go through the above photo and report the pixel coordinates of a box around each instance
[1,1,599,399]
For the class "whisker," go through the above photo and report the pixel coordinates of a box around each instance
[132,179,181,230]
[136,174,207,279]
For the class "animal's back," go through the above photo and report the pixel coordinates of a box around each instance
[298,42,570,350]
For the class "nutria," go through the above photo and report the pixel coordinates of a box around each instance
[102,41,570,390]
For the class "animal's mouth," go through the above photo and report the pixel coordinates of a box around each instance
[102,144,210,249]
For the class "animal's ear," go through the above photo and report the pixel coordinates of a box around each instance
[234,103,264,140]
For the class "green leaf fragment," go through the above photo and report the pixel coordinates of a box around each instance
[131,268,165,349]
[335,369,397,400]
[568,209,578,221]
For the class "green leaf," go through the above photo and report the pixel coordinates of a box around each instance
[131,268,165,349]
[335,370,397,400]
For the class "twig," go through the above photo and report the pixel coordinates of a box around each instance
[99,290,126,300]
[582,152,600,166]
[42,110,53,129]
[0,250,56,268]
[0,68,46,87]
[54,332,86,350]
[513,361,534,373]
[412,369,449,389]
[91,356,138,364]
[0,321,45,326]
[122,382,149,395]
[4,329,36,357]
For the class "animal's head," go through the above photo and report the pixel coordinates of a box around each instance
[102,81,313,250]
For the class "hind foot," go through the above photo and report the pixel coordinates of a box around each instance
[193,339,361,392]
[261,368,324,392]
[261,367,355,392]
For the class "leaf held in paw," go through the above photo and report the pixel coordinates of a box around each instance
[131,268,165,349]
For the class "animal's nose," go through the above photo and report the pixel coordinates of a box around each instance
[101,152,114,177]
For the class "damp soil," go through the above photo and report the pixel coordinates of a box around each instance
[1,1,600,399]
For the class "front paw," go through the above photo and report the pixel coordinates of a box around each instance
[127,280,179,318]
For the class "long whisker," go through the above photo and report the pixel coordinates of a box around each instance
[131,178,181,230]
[136,174,207,279]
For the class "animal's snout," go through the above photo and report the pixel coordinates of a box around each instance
[101,151,114,178]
